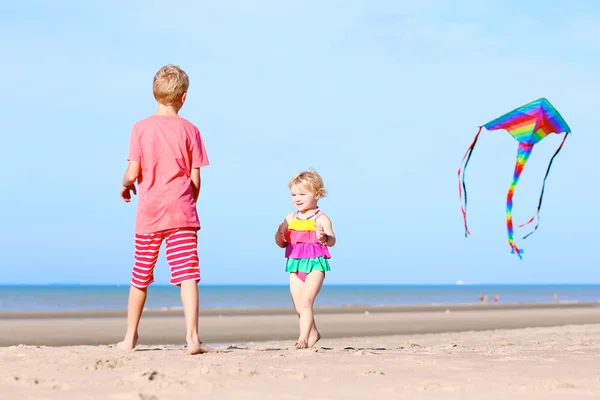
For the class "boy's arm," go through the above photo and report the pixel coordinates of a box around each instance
[189,128,208,203]
[122,161,141,187]
[120,161,141,202]
[122,125,141,202]
[191,168,201,202]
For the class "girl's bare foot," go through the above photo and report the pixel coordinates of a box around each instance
[296,337,309,349]
[308,331,321,348]
[186,336,214,355]
[116,332,138,351]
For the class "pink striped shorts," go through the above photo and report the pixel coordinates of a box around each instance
[131,227,200,288]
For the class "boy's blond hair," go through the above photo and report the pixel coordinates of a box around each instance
[289,169,328,198]
[153,64,189,106]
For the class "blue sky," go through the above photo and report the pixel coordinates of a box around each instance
[0,0,598,285]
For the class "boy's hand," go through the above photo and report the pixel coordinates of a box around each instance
[121,184,137,202]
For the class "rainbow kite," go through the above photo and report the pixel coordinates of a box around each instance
[458,98,571,259]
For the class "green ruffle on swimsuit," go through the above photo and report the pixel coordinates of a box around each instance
[285,257,330,273]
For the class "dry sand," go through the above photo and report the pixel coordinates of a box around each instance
[2,305,600,399]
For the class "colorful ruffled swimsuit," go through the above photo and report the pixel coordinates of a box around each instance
[284,210,331,282]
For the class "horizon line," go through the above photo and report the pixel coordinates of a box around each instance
[1,283,598,287]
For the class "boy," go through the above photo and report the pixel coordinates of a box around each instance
[118,64,210,355]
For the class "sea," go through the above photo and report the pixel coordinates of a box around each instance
[0,284,599,312]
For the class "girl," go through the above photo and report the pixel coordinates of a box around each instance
[275,169,336,349]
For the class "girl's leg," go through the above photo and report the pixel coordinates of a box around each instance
[289,274,320,345]
[289,273,304,317]
[296,271,325,349]
[117,285,147,350]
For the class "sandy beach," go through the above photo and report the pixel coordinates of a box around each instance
[2,304,600,399]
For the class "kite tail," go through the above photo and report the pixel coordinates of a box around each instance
[458,127,482,237]
[519,134,569,239]
[507,142,534,259]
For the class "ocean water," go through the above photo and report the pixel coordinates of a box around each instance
[0,284,599,312]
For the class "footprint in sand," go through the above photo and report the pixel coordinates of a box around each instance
[85,358,124,370]
[9,376,71,390]
[421,381,443,392]
[225,345,248,350]
[193,364,225,376]
[10,376,36,385]
[291,372,308,381]
[138,394,158,400]
[362,370,386,376]
[397,343,422,351]
[226,366,260,377]
[352,350,379,356]
[138,370,192,388]
[108,392,153,400]
[141,371,161,381]
[549,380,577,390]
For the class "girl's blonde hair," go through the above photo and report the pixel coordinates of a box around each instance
[288,169,327,198]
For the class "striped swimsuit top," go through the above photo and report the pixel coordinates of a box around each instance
[284,209,331,260]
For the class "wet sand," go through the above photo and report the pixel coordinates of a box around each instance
[1,302,600,346]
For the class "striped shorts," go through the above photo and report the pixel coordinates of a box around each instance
[131,228,200,288]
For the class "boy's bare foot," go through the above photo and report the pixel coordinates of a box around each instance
[308,331,321,348]
[186,336,214,355]
[116,332,139,351]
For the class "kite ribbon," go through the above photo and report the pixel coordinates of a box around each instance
[458,126,482,237]
[507,142,534,259]
[519,134,569,239]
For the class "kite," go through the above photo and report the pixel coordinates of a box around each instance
[458,98,571,259]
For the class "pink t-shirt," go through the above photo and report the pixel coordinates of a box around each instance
[127,115,209,234]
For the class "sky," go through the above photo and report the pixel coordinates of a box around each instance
[0,0,599,285]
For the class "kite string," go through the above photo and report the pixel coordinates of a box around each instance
[458,126,482,237]
[520,134,569,239]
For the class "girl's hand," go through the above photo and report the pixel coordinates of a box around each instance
[278,223,287,243]
[315,223,325,242]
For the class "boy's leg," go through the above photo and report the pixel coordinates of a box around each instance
[118,232,162,350]
[296,271,325,349]
[180,281,211,354]
[165,228,210,354]
[118,286,147,350]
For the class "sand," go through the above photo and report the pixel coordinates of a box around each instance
[2,305,600,399]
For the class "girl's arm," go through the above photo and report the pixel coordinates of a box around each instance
[316,214,336,247]
[275,214,293,248]
[275,223,286,248]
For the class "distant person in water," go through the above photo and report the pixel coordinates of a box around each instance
[118,64,211,355]
[275,170,336,349]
